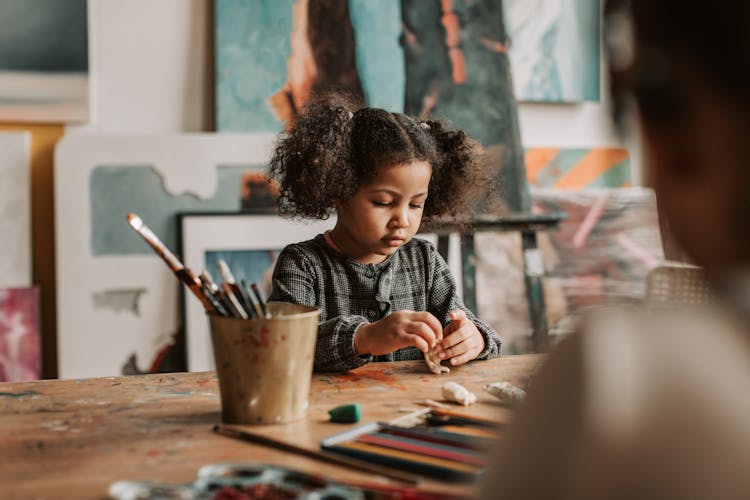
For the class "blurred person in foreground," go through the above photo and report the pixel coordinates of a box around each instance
[482,1,750,498]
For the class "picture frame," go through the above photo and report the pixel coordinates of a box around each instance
[180,212,338,371]
[180,212,461,372]
[55,133,276,378]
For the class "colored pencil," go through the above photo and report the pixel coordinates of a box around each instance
[377,423,486,450]
[358,432,485,465]
[213,424,419,485]
[325,441,481,482]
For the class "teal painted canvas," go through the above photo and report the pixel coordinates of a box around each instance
[89,165,257,256]
[215,0,404,132]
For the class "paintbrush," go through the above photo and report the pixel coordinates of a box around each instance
[213,424,419,485]
[217,259,254,318]
[243,282,264,318]
[238,278,259,319]
[251,282,271,319]
[200,270,239,318]
[126,213,218,314]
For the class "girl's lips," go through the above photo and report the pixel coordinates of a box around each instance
[383,238,405,247]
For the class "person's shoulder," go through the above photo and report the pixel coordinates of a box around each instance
[277,235,328,262]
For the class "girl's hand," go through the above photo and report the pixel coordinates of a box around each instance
[437,310,485,366]
[354,310,443,356]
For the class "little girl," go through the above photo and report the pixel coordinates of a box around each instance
[267,93,501,372]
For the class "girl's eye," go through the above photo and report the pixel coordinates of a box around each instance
[373,201,392,207]
[409,204,423,209]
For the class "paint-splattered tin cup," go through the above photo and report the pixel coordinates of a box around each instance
[209,302,320,425]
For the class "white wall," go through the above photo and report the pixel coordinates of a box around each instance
[69,0,639,182]
[517,85,642,186]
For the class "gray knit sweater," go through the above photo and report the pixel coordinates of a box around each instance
[268,234,502,372]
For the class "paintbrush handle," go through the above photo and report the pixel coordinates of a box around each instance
[175,268,218,314]
[213,424,420,485]
[126,213,183,272]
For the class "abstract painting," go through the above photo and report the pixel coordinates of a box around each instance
[0,0,89,122]
[55,134,276,378]
[504,0,600,102]
[525,147,630,189]
[0,132,31,287]
[215,0,404,132]
[216,0,526,211]
[476,188,663,353]
[0,287,40,382]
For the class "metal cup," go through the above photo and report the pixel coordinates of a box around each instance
[209,302,320,424]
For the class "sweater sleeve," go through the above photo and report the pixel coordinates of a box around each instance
[268,245,373,372]
[426,243,502,359]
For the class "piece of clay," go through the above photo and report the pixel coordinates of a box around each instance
[483,381,526,405]
[441,381,477,406]
[424,346,450,374]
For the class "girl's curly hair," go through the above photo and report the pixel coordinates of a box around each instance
[268,92,493,221]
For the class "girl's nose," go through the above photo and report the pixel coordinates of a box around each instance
[389,208,409,228]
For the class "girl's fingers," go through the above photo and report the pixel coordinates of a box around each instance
[449,350,474,366]
[413,311,443,341]
[449,309,467,322]
[441,326,469,350]
[403,332,430,353]
[410,321,439,348]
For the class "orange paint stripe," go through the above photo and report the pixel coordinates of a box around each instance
[524,148,559,186]
[554,149,629,189]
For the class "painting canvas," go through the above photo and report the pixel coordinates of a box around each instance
[215,0,404,132]
[476,188,663,353]
[0,0,89,122]
[0,287,41,382]
[504,0,600,102]
[0,132,31,287]
[216,0,528,214]
[55,134,276,379]
[525,147,630,189]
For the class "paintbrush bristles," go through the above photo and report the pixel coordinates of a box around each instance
[126,212,182,271]
[217,259,236,284]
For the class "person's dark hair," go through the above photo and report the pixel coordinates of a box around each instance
[605,0,750,129]
[268,92,491,220]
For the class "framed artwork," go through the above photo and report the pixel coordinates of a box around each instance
[0,0,89,122]
[0,287,40,381]
[180,212,338,371]
[55,133,276,378]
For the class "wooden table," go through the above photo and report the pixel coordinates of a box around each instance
[1,355,542,498]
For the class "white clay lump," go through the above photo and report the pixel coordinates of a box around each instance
[483,381,526,405]
[424,346,450,374]
[441,381,477,406]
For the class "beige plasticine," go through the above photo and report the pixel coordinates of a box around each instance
[209,302,320,425]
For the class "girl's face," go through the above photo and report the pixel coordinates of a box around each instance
[332,160,432,264]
